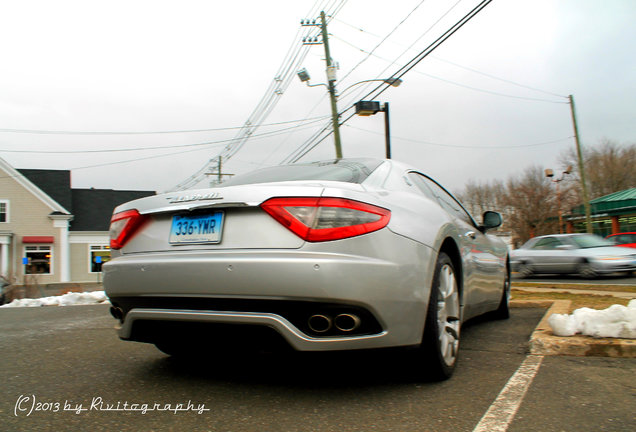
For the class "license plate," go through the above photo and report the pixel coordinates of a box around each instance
[169,212,224,244]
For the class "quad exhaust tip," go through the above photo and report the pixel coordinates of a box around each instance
[308,313,361,334]
[308,314,332,333]
[110,306,124,322]
[334,313,361,332]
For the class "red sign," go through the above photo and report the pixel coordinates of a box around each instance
[22,236,55,243]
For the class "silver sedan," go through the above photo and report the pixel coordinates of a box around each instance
[104,158,509,380]
[510,233,636,278]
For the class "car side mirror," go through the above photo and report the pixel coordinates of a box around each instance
[480,211,502,232]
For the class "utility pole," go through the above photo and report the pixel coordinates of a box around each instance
[569,95,592,233]
[302,11,342,158]
[319,11,342,159]
[382,102,391,159]
[205,156,234,187]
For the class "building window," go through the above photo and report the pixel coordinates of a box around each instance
[0,200,8,223]
[25,245,52,274]
[618,216,636,233]
[90,245,111,273]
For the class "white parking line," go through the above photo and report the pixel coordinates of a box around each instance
[472,354,544,432]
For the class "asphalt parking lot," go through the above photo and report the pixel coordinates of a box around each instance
[1,304,634,431]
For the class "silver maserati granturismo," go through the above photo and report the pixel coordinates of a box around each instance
[104,158,510,379]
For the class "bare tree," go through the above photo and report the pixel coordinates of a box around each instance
[457,140,635,246]
[502,166,559,246]
[455,179,505,218]
[559,139,636,200]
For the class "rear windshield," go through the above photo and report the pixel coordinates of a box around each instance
[218,159,383,187]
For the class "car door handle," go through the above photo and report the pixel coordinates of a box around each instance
[465,231,477,239]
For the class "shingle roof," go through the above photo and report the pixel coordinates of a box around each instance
[70,189,155,231]
[17,169,73,211]
[16,168,155,231]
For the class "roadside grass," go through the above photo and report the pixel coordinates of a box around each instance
[511,289,630,311]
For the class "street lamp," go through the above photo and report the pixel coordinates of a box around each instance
[338,78,402,97]
[348,78,402,159]
[297,70,402,159]
[545,166,573,233]
[296,68,328,88]
[354,100,393,159]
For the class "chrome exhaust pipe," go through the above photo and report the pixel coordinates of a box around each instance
[308,314,332,333]
[334,314,361,332]
[110,306,124,322]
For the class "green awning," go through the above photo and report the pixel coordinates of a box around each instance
[570,187,636,217]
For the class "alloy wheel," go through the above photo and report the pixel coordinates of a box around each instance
[578,262,597,279]
[436,263,460,367]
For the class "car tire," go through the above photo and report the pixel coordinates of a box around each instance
[492,265,511,320]
[417,252,461,381]
[577,261,597,279]
[517,262,533,277]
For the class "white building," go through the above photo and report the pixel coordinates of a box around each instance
[0,157,154,286]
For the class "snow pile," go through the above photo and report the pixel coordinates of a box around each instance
[1,290,109,308]
[548,299,636,339]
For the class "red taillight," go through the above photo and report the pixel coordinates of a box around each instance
[260,197,391,242]
[109,209,148,250]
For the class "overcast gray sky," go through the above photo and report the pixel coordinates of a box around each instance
[1,0,634,194]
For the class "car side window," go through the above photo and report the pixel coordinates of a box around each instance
[615,234,636,244]
[409,172,474,225]
[531,237,562,250]
[406,172,437,201]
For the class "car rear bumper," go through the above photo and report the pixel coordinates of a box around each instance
[103,231,436,351]
[115,309,393,351]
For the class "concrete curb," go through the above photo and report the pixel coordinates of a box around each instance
[513,286,636,299]
[511,300,636,358]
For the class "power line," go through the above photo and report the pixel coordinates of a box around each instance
[331,34,567,104]
[345,124,574,149]
[283,0,446,164]
[336,0,428,86]
[0,120,326,155]
[281,121,334,164]
[332,14,567,100]
[274,0,429,162]
[415,70,568,103]
[0,2,348,182]
[172,0,348,190]
[285,126,334,163]
[359,0,495,104]
[284,0,565,164]
[430,56,567,99]
[0,143,220,180]
[0,115,330,136]
[293,0,465,163]
[287,0,496,163]
[335,0,464,110]
[65,117,330,172]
